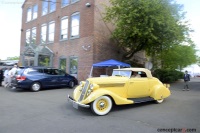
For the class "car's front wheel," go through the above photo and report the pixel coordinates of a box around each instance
[155,99,164,104]
[31,82,41,92]
[91,96,112,116]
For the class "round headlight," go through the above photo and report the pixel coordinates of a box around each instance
[79,81,85,87]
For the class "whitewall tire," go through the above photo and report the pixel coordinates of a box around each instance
[91,96,112,116]
[155,99,164,104]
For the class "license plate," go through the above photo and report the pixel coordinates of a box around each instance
[73,101,78,109]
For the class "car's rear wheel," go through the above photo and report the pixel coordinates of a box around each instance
[155,99,164,104]
[91,96,112,116]
[31,82,41,92]
[69,81,75,88]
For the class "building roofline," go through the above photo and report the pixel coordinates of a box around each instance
[21,0,27,8]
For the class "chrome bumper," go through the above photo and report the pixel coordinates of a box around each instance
[67,95,90,109]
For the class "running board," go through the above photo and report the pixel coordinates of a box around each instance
[128,97,154,103]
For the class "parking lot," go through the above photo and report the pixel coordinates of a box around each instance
[0,78,199,133]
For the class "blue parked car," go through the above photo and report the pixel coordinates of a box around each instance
[11,66,78,92]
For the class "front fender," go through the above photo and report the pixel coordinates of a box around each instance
[150,85,171,100]
[81,89,133,105]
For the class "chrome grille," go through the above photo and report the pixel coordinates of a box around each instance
[78,80,89,102]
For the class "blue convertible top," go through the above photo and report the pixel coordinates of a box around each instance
[92,59,131,68]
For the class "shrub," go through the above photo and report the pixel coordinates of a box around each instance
[153,69,184,83]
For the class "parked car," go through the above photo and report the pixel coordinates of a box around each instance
[68,68,171,116]
[11,66,78,92]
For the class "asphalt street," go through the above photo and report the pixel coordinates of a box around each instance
[0,78,199,133]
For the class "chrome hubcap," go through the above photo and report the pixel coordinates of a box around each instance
[99,102,105,108]
[33,84,40,90]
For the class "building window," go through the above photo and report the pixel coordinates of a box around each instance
[42,1,48,16]
[41,22,55,44]
[61,0,70,7]
[48,21,55,42]
[71,0,79,4]
[50,0,56,13]
[70,12,80,38]
[38,55,50,67]
[41,24,47,44]
[59,57,67,72]
[26,5,38,22]
[42,0,56,16]
[32,5,38,19]
[31,27,37,44]
[26,27,37,46]
[69,56,78,78]
[60,16,68,40]
[27,7,32,22]
[26,29,31,46]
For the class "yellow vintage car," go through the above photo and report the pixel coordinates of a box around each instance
[68,68,171,116]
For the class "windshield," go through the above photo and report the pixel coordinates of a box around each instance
[112,70,131,78]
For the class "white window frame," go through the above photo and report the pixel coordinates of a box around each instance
[27,7,32,22]
[70,12,80,39]
[32,5,38,20]
[31,27,37,44]
[42,0,56,16]
[41,24,47,44]
[71,0,79,4]
[60,16,68,40]
[26,29,31,45]
[48,21,55,43]
[26,5,38,22]
[42,1,48,16]
[50,0,56,13]
[25,27,37,46]
[61,0,70,7]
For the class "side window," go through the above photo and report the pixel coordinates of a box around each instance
[51,69,59,75]
[44,69,51,75]
[131,71,141,78]
[38,69,44,73]
[140,72,147,77]
[43,69,60,75]
[27,68,43,75]
[57,69,65,76]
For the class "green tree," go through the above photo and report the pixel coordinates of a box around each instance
[7,56,19,60]
[158,45,197,69]
[103,0,192,60]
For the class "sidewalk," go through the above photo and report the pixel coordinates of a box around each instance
[170,77,200,91]
[176,77,200,82]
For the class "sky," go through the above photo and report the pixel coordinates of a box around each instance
[0,0,199,60]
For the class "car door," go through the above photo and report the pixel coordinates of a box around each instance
[42,68,59,87]
[127,76,150,98]
[56,69,70,86]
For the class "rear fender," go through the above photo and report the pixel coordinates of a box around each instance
[150,85,171,100]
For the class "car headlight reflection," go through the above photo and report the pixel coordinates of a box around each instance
[90,84,94,90]
[86,83,99,96]
[80,81,86,87]
[79,81,86,91]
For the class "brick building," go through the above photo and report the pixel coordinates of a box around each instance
[20,0,145,81]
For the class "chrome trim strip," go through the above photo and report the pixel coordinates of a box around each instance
[78,80,89,102]
[68,95,90,108]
